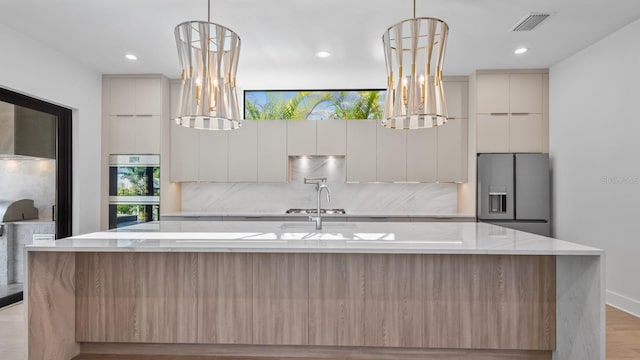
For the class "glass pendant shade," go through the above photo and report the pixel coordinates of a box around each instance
[174,21,242,130]
[382,17,449,129]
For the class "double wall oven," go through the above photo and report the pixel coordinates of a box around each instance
[108,155,160,229]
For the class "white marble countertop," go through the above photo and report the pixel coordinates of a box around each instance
[26,221,602,256]
[160,212,475,218]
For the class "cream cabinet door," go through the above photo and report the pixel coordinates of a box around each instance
[346,120,377,182]
[135,115,161,153]
[443,81,469,119]
[509,113,544,153]
[476,73,509,114]
[477,114,509,153]
[509,74,543,114]
[135,78,162,116]
[258,120,287,182]
[317,120,346,155]
[199,130,229,182]
[109,79,136,115]
[287,120,316,155]
[377,127,407,182]
[170,124,199,182]
[406,129,437,182]
[228,120,258,182]
[109,116,136,154]
[437,118,467,182]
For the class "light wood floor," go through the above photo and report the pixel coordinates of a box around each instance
[1,303,638,359]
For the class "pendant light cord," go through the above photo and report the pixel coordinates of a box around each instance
[208,0,211,22]
[413,0,416,18]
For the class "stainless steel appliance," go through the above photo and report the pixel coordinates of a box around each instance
[109,155,160,229]
[477,153,551,236]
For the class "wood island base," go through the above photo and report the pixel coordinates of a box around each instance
[28,251,559,360]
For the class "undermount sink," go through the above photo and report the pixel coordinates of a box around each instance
[285,208,346,215]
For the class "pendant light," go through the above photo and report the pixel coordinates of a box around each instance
[174,0,242,130]
[382,0,449,129]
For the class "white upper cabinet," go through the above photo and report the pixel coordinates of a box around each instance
[437,118,467,182]
[170,125,198,182]
[476,73,509,114]
[199,130,229,182]
[317,120,346,155]
[228,120,258,182]
[509,113,544,153]
[443,80,469,119]
[106,76,164,154]
[258,120,287,182]
[406,129,437,182]
[109,78,162,116]
[377,127,407,182]
[109,79,136,115]
[135,78,162,116]
[346,120,377,182]
[287,120,316,155]
[509,73,543,114]
[476,114,510,153]
[475,70,548,154]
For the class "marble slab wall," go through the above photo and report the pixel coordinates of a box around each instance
[182,157,457,214]
[0,159,55,219]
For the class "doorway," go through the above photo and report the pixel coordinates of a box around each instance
[0,87,72,307]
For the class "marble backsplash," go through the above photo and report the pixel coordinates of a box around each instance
[0,159,55,219]
[182,157,457,214]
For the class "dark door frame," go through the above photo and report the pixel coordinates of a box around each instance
[0,87,73,239]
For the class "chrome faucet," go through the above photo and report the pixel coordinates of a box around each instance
[304,177,330,230]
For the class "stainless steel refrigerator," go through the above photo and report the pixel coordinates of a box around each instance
[477,153,551,236]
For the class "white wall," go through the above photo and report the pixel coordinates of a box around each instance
[0,23,102,235]
[550,18,640,316]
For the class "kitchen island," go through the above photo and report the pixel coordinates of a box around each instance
[25,221,604,360]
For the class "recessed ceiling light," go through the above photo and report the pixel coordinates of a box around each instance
[316,51,331,58]
[514,47,528,55]
[124,53,138,61]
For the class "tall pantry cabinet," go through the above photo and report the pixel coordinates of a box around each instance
[101,75,179,230]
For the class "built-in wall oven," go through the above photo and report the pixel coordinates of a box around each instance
[109,155,160,229]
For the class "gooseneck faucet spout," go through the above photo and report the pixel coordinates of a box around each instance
[310,184,330,230]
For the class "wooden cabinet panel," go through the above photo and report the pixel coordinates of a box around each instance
[258,120,287,182]
[197,253,252,344]
[437,118,468,182]
[253,254,309,345]
[477,114,509,153]
[364,254,423,347]
[406,128,437,182]
[109,78,136,115]
[510,74,543,114]
[135,115,161,153]
[135,78,162,115]
[170,124,198,182]
[199,130,228,182]
[28,252,79,360]
[287,120,316,155]
[477,73,509,114]
[423,255,556,350]
[109,116,136,154]
[309,254,365,346]
[346,120,377,182]
[377,127,407,182]
[509,113,544,153]
[444,81,469,119]
[228,120,258,182]
[317,120,346,155]
[76,253,199,343]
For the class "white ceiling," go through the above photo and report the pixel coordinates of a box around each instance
[1,0,640,89]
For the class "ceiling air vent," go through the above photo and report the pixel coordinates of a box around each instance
[510,13,551,32]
